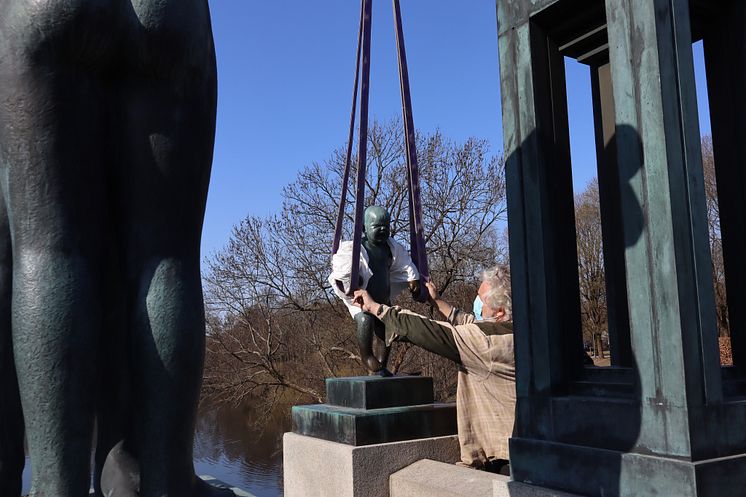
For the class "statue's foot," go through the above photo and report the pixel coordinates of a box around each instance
[364,355,383,373]
[392,370,421,377]
[374,368,394,377]
[102,441,235,497]
[363,356,393,377]
[101,441,139,497]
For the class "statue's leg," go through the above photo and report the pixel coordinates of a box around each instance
[111,2,228,495]
[372,320,392,370]
[0,5,109,493]
[354,313,384,372]
[0,190,23,497]
[93,242,132,497]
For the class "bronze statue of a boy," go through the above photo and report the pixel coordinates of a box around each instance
[329,206,420,375]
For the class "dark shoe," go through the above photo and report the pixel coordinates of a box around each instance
[483,458,510,476]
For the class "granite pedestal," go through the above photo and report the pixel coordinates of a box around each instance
[284,375,459,497]
[292,376,457,446]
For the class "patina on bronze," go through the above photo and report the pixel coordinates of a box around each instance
[356,207,395,374]
[333,206,419,376]
[498,0,746,495]
[292,375,456,446]
[0,1,231,496]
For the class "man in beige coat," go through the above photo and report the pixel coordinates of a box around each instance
[352,266,515,475]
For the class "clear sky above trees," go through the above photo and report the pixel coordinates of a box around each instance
[203,1,712,258]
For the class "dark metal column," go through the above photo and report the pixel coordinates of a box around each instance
[605,0,721,459]
[498,11,583,443]
[496,0,746,494]
[590,61,632,367]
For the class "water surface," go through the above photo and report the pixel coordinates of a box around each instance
[21,401,288,497]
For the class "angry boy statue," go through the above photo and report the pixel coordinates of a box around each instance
[329,206,420,376]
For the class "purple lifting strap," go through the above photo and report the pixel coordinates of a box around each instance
[347,0,373,295]
[393,0,429,301]
[331,0,365,257]
[332,0,430,300]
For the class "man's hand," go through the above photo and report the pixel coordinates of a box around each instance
[424,280,440,304]
[352,289,382,315]
[424,279,454,319]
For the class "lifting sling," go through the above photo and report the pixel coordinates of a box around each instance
[331,0,430,301]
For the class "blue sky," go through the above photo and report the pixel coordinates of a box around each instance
[203,1,711,258]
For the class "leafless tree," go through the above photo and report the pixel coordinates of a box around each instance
[202,119,507,405]
[570,135,727,361]
[575,178,607,357]
[701,135,729,338]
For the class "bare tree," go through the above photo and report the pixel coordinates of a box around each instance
[701,135,729,338]
[575,178,607,357]
[570,135,727,362]
[202,119,507,405]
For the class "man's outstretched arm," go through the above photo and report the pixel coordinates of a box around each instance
[353,289,461,364]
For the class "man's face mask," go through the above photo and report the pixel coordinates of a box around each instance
[473,295,484,321]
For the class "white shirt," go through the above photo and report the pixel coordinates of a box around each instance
[328,238,420,318]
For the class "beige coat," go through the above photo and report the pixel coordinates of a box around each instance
[378,303,515,466]
[447,309,515,465]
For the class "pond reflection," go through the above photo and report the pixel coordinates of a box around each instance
[195,401,289,497]
[21,400,289,497]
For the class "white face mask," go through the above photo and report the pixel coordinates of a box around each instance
[473,295,484,321]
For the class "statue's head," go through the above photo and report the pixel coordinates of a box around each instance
[363,205,390,245]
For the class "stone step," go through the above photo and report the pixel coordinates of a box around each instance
[389,459,581,497]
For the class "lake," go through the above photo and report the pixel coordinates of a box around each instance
[21,401,289,497]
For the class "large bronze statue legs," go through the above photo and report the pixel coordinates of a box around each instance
[111,5,219,494]
[0,1,225,495]
[0,8,107,492]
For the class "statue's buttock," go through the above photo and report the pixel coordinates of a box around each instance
[1,1,213,77]
[1,1,124,63]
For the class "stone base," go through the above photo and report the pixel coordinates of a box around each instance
[390,460,581,497]
[293,375,457,447]
[292,402,457,446]
[511,437,746,497]
[326,375,435,409]
[282,432,459,497]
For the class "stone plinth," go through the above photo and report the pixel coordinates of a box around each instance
[390,459,581,497]
[292,403,456,446]
[283,432,459,497]
[326,375,434,409]
[292,375,457,446]
[285,375,460,497]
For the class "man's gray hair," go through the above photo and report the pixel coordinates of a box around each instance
[481,265,512,321]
